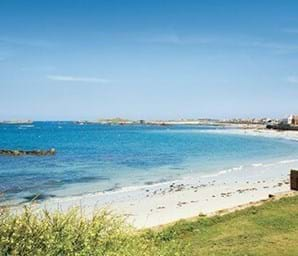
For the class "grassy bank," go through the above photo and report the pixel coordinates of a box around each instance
[153,194,298,255]
[1,195,298,255]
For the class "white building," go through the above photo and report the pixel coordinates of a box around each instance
[288,115,298,126]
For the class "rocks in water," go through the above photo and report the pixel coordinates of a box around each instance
[0,148,56,156]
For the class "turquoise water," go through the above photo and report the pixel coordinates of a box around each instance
[1,122,298,205]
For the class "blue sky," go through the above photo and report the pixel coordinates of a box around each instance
[1,0,298,120]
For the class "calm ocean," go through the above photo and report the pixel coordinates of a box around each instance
[1,122,298,205]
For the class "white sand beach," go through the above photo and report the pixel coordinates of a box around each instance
[36,128,298,229]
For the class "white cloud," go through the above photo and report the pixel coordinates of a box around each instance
[146,34,182,44]
[140,33,213,45]
[283,28,298,34]
[0,37,53,48]
[247,40,298,52]
[287,76,298,84]
[21,66,56,72]
[140,33,298,53]
[47,75,110,83]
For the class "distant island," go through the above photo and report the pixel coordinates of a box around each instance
[0,120,33,125]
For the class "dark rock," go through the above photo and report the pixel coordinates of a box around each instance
[0,148,56,156]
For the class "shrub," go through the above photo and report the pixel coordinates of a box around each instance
[0,207,187,256]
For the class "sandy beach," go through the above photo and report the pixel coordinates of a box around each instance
[31,127,298,229]
[213,126,298,141]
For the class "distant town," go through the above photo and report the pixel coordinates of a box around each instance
[2,115,298,130]
[71,115,298,130]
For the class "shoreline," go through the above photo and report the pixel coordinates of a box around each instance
[12,127,298,228]
[38,166,292,228]
[215,125,298,141]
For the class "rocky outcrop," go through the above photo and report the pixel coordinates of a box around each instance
[0,148,56,156]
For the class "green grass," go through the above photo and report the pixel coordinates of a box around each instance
[154,195,298,256]
[1,195,298,255]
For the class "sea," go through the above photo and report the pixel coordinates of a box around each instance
[1,122,298,205]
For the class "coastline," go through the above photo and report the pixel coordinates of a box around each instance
[30,127,298,229]
[212,125,298,141]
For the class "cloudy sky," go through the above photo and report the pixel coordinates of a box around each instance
[1,0,298,120]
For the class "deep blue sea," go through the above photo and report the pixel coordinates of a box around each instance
[1,122,298,205]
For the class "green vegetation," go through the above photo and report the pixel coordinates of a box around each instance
[0,208,186,256]
[1,195,298,255]
[154,195,298,255]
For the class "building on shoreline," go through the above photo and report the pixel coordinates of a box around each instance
[288,115,298,126]
[267,114,298,130]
